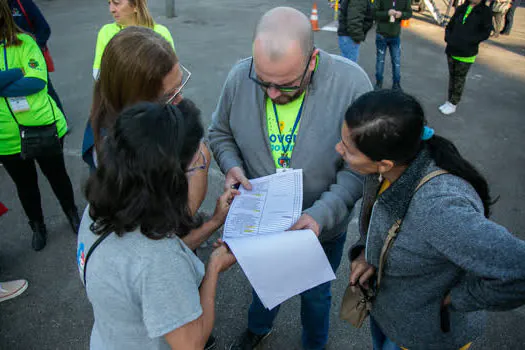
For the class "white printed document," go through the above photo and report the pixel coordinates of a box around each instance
[223,169,336,310]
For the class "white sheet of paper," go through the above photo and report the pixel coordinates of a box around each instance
[223,170,336,309]
[223,169,303,238]
[226,229,336,310]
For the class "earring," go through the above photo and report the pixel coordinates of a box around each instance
[378,173,383,183]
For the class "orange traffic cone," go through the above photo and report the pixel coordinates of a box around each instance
[310,3,320,31]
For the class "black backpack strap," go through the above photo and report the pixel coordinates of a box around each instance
[83,231,112,286]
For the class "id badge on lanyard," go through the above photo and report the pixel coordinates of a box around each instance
[8,97,30,112]
[272,97,305,173]
[3,44,31,113]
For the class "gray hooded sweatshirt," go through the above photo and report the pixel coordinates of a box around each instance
[208,50,372,242]
[350,149,525,349]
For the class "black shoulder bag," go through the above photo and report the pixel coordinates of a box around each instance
[3,44,62,159]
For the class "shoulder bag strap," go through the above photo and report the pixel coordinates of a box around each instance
[376,169,449,290]
[83,231,112,286]
[2,45,21,126]
[15,0,35,32]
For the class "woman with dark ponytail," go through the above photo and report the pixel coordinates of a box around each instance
[336,90,525,349]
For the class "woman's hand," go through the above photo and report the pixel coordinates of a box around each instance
[209,240,237,273]
[211,188,240,225]
[350,250,376,289]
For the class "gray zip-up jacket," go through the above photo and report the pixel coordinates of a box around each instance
[208,50,372,242]
[350,149,525,349]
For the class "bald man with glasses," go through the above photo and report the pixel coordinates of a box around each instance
[208,7,372,350]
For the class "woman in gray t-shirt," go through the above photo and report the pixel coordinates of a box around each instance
[77,101,238,349]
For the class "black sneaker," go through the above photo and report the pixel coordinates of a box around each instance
[392,82,402,91]
[29,220,47,251]
[205,335,217,350]
[228,329,272,350]
[374,80,383,91]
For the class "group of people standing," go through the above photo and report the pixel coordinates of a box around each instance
[491,0,520,37]
[337,0,497,115]
[1,1,525,350]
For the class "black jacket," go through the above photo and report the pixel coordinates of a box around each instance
[9,0,51,48]
[445,3,492,57]
[374,0,412,37]
[337,0,374,42]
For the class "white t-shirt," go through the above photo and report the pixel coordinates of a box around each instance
[77,207,204,350]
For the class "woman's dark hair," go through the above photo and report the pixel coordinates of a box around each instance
[344,90,493,217]
[85,99,204,238]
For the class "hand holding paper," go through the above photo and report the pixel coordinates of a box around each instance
[222,169,336,309]
[288,213,320,237]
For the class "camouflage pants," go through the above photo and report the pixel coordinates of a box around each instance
[447,55,472,105]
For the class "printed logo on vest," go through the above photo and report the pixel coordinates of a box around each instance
[28,59,41,70]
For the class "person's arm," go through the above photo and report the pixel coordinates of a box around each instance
[291,75,372,236]
[93,27,107,79]
[400,0,413,19]
[349,235,367,263]
[339,0,349,29]
[0,69,24,90]
[0,77,45,97]
[347,0,368,42]
[1,35,47,97]
[187,143,212,215]
[81,120,97,171]
[474,8,494,43]
[445,9,457,42]
[424,192,525,312]
[157,25,176,51]
[163,245,236,349]
[20,0,50,47]
[183,188,239,251]
[374,0,390,20]
[208,66,246,178]
[291,162,364,236]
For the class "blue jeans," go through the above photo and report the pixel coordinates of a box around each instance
[248,233,347,350]
[375,34,401,84]
[370,317,403,350]
[338,36,361,63]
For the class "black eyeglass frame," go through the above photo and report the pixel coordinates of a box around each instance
[248,48,316,93]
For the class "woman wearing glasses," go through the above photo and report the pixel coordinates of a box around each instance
[78,102,237,350]
[92,0,175,80]
[83,27,225,251]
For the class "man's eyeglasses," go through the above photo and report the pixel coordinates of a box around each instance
[163,64,192,105]
[186,149,207,174]
[248,50,314,93]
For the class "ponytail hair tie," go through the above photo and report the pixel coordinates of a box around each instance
[422,126,435,141]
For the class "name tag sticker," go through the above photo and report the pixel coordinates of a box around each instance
[8,97,30,112]
[277,168,295,173]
